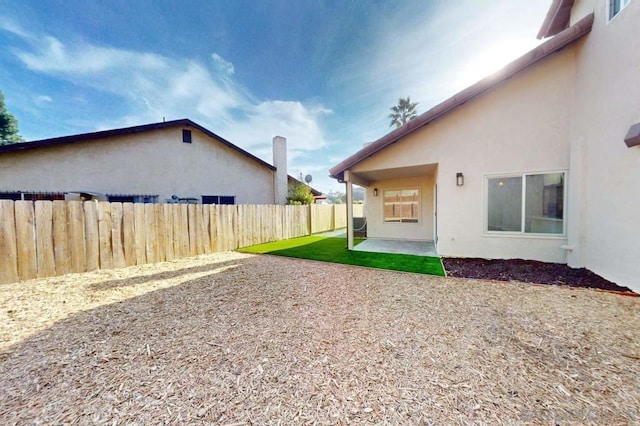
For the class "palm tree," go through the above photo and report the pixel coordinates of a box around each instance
[388,97,418,128]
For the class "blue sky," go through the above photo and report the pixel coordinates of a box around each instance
[0,0,550,193]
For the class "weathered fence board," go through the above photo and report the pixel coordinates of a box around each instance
[111,202,126,269]
[35,201,56,278]
[0,201,349,284]
[84,201,100,272]
[134,203,146,265]
[179,204,190,257]
[14,201,37,280]
[334,204,347,229]
[144,204,157,264]
[122,203,136,266]
[163,204,175,261]
[97,202,114,270]
[68,201,86,273]
[194,204,204,255]
[202,205,211,254]
[52,200,71,275]
[0,200,18,284]
[156,204,166,262]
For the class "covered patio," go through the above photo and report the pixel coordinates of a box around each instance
[335,163,438,252]
[321,230,438,257]
[353,238,437,257]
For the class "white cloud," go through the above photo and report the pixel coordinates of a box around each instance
[211,53,235,75]
[220,100,332,164]
[5,27,332,164]
[34,95,52,105]
[0,16,31,39]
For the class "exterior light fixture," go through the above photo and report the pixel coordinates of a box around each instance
[456,173,464,186]
[373,188,378,197]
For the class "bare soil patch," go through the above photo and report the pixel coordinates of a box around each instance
[1,253,639,424]
[443,257,635,294]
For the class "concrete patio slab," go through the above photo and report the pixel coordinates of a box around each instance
[353,238,437,257]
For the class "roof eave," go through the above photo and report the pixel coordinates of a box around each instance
[329,13,593,180]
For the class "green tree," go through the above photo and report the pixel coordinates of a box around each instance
[388,96,418,128]
[0,91,24,145]
[287,182,314,205]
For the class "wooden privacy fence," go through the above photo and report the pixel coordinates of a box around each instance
[0,200,348,284]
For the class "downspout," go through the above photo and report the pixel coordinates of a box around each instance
[344,170,354,250]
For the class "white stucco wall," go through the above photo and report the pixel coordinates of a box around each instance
[352,47,577,263]
[365,175,435,241]
[0,126,276,204]
[565,0,640,289]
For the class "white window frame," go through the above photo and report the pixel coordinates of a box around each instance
[382,187,421,224]
[484,170,567,237]
[608,0,632,21]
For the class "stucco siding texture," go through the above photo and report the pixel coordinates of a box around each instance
[0,127,275,204]
[354,47,577,263]
[566,0,640,288]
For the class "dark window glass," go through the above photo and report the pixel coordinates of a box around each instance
[23,192,65,201]
[108,195,135,203]
[0,192,21,200]
[202,195,235,205]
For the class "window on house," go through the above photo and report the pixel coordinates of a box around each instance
[486,172,565,235]
[107,194,158,203]
[202,195,236,205]
[609,0,631,19]
[22,192,66,201]
[383,189,419,223]
[0,191,22,200]
[182,129,192,143]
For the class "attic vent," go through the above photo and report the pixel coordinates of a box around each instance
[182,129,192,143]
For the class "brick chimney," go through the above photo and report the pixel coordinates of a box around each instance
[273,136,287,205]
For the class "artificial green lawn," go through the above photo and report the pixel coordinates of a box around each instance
[237,236,445,276]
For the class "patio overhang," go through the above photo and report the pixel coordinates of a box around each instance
[346,163,438,187]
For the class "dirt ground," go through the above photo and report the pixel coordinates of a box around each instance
[442,257,636,294]
[1,252,639,424]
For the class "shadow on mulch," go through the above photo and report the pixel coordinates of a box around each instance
[442,257,636,295]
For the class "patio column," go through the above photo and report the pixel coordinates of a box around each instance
[345,171,354,250]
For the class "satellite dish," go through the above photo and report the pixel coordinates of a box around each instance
[304,174,312,183]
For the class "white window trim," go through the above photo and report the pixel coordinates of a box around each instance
[483,170,568,238]
[608,0,632,21]
[382,187,421,224]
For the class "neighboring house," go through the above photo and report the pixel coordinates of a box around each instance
[287,175,324,201]
[0,119,304,205]
[330,0,640,291]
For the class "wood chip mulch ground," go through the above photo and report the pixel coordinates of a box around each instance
[1,252,639,425]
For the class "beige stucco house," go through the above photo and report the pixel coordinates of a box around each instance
[0,119,318,205]
[330,0,640,292]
